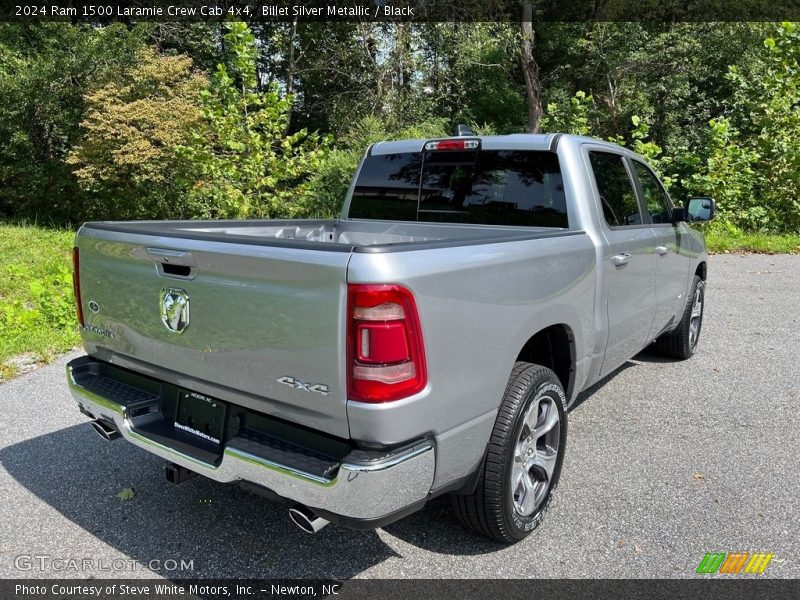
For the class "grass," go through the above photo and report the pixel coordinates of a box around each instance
[703,223,800,254]
[0,223,80,380]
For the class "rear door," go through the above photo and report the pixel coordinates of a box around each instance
[75,228,352,437]
[586,150,657,376]
[630,159,690,334]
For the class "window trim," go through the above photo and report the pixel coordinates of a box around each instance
[628,158,675,227]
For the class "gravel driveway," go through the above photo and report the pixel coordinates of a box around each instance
[1,254,798,579]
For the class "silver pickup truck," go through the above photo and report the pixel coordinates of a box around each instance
[66,132,714,543]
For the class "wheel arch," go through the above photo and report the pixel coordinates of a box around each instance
[695,261,707,281]
[515,324,576,399]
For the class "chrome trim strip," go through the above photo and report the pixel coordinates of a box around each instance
[67,363,435,519]
[223,446,334,486]
[342,445,433,473]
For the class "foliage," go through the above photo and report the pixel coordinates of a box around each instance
[0,224,79,379]
[541,91,592,135]
[0,23,150,224]
[689,22,800,232]
[67,48,207,220]
[0,20,798,233]
[626,116,680,190]
[177,22,327,219]
[115,487,136,501]
[687,118,761,228]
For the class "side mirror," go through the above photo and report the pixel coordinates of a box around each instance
[686,197,716,222]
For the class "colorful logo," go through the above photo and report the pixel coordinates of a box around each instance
[696,552,775,574]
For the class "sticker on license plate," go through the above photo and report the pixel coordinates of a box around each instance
[174,390,226,445]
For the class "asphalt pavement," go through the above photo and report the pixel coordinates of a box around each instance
[0,254,798,579]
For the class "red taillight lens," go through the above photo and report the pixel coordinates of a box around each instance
[347,284,427,403]
[72,247,84,327]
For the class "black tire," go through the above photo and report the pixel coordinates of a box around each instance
[655,275,705,360]
[449,362,567,543]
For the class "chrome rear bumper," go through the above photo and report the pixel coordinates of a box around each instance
[67,357,435,522]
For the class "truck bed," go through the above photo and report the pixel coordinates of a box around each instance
[75,218,585,442]
[82,218,577,253]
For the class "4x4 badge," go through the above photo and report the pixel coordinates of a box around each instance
[160,288,190,333]
[276,376,330,396]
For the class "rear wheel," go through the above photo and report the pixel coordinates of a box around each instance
[656,275,705,360]
[450,362,567,543]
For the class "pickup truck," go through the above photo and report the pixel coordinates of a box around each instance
[66,132,714,543]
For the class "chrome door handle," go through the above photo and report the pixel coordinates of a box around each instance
[611,252,632,267]
[655,245,669,256]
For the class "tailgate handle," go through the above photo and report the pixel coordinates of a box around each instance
[147,248,197,280]
[162,263,192,277]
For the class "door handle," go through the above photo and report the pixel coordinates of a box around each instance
[655,245,669,256]
[611,252,632,267]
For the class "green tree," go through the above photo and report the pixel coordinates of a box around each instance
[0,23,148,223]
[67,48,207,220]
[541,91,592,135]
[689,118,759,227]
[690,22,800,232]
[179,22,326,219]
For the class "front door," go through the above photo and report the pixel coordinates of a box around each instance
[630,159,690,335]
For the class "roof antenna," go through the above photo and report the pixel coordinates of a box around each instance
[453,124,475,137]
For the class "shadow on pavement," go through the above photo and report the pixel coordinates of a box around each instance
[382,498,506,555]
[1,418,510,580]
[569,346,677,412]
[630,345,679,364]
[569,361,636,412]
[0,423,405,578]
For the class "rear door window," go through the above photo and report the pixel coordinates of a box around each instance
[588,151,642,227]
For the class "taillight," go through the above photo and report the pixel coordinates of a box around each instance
[72,247,84,327]
[347,284,427,403]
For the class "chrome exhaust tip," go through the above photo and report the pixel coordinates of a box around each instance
[91,419,121,441]
[289,504,330,534]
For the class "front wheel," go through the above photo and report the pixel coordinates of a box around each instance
[450,362,567,543]
[655,275,705,360]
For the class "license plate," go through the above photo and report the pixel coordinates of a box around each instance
[174,390,226,445]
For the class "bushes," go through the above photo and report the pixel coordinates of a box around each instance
[67,48,208,220]
[0,23,150,224]
[177,22,327,220]
[687,23,800,233]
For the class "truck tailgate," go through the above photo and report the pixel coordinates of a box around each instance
[75,226,351,438]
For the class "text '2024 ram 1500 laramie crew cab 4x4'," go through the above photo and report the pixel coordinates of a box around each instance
[66,132,715,543]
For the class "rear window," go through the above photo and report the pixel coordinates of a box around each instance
[348,149,568,228]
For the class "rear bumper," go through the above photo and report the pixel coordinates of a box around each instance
[66,356,435,524]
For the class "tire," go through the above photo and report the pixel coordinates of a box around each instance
[655,275,705,360]
[450,362,567,543]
